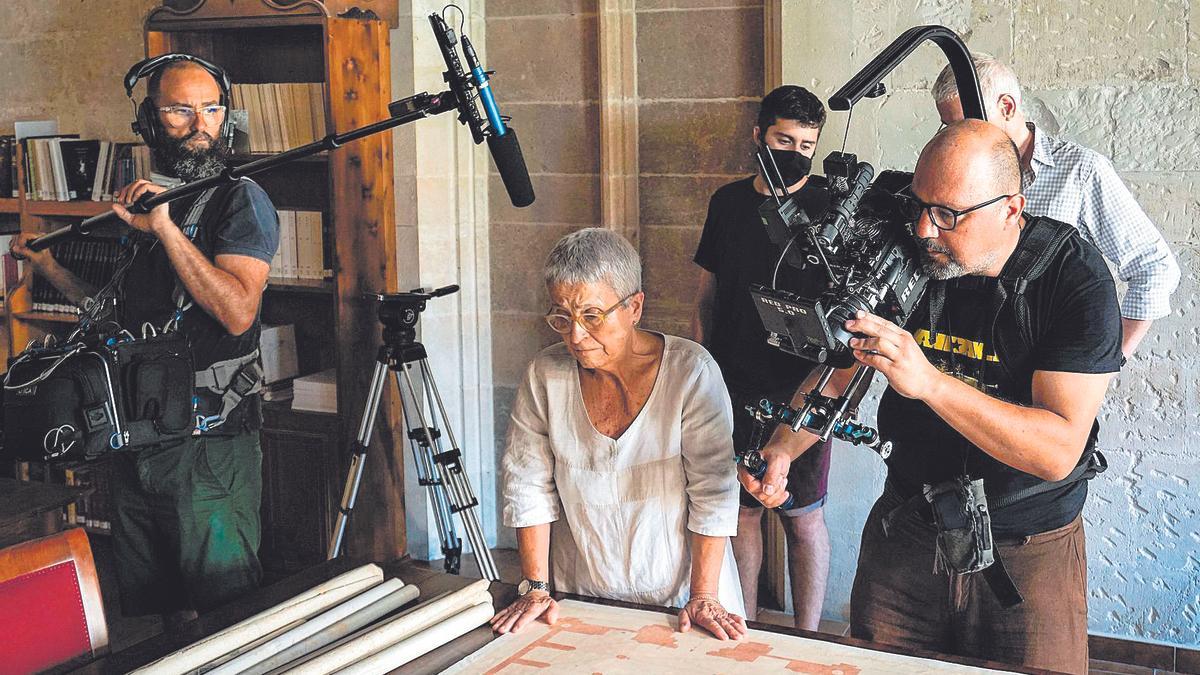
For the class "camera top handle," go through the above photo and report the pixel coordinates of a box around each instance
[829,25,986,121]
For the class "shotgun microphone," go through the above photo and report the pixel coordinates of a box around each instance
[429,12,535,207]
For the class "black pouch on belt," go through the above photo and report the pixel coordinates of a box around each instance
[924,475,994,575]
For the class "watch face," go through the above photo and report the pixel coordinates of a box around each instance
[518,579,531,595]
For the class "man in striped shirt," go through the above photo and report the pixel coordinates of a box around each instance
[931,53,1179,357]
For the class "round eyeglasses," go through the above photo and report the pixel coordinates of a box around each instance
[544,291,638,334]
[157,105,227,129]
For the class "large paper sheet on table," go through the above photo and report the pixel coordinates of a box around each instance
[443,600,1016,674]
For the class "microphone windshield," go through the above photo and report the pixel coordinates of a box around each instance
[487,129,535,207]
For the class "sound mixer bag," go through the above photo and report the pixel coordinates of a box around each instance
[3,342,124,462]
[2,330,196,462]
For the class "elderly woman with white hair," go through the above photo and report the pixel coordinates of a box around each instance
[490,227,746,640]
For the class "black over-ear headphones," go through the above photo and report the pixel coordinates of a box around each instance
[124,53,234,148]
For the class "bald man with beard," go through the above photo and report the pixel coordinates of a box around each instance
[741,120,1121,673]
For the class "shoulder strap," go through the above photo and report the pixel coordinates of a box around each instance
[992,449,1107,510]
[170,180,241,319]
[998,216,1077,294]
[988,216,1078,376]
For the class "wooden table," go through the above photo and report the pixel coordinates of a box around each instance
[76,557,1047,674]
[0,477,90,549]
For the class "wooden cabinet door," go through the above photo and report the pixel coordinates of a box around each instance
[259,411,339,577]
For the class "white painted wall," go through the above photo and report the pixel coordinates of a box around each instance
[393,0,498,564]
[782,0,1200,648]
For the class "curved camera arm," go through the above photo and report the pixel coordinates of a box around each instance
[828,25,986,120]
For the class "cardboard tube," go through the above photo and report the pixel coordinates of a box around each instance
[131,564,385,675]
[210,579,419,675]
[336,600,494,675]
[285,579,491,675]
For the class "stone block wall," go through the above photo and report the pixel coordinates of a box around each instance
[784,0,1200,647]
[0,0,157,139]
[486,1,602,546]
[637,0,764,337]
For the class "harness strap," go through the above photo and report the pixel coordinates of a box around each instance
[193,349,264,432]
[170,185,221,316]
[991,451,1108,510]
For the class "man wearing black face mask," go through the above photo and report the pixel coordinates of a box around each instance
[691,85,832,629]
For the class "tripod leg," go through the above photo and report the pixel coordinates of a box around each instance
[416,360,500,582]
[327,360,391,559]
[394,367,462,574]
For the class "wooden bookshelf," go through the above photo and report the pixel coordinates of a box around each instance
[0,1,401,575]
[266,277,336,294]
[23,200,114,218]
[145,0,403,573]
[12,311,80,324]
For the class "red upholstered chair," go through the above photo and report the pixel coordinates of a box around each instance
[0,527,109,672]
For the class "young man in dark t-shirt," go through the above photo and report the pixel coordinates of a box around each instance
[741,120,1121,673]
[692,86,834,629]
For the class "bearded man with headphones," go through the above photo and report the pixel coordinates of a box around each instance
[13,54,280,624]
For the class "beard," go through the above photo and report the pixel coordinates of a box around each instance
[153,129,229,181]
[918,239,970,280]
[918,239,1001,280]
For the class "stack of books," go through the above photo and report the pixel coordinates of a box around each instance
[270,210,332,281]
[230,83,328,153]
[21,138,151,202]
[29,240,122,315]
[0,135,17,198]
[292,368,337,414]
[259,323,299,403]
[0,234,24,303]
[10,458,115,533]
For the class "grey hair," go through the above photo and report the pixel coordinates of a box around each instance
[931,52,1022,112]
[543,227,642,298]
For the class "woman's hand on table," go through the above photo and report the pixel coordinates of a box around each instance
[490,591,559,635]
[678,594,747,640]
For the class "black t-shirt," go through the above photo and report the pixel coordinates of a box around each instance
[118,178,279,426]
[877,217,1122,537]
[694,177,831,394]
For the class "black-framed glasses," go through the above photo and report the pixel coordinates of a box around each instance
[544,291,638,334]
[900,193,1014,232]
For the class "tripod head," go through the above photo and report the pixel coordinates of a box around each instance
[368,285,460,348]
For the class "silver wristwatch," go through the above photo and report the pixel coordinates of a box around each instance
[518,578,551,596]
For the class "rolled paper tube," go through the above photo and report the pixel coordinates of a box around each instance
[285,579,491,675]
[131,564,386,675]
[210,579,419,675]
[335,600,495,675]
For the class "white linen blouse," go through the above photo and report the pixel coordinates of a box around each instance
[501,334,744,615]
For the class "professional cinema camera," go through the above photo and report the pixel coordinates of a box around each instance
[737,26,990,509]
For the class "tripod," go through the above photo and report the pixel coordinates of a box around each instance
[326,285,499,582]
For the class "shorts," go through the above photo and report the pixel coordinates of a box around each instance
[730,387,832,512]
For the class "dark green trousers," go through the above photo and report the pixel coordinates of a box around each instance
[111,431,263,616]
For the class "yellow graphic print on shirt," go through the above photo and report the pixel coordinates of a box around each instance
[912,328,1000,393]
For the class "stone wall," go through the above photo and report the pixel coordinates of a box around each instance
[636,0,764,337]
[487,1,603,546]
[783,0,1200,648]
[0,0,156,139]
[485,0,767,546]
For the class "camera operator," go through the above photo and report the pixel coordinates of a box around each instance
[691,85,835,629]
[12,56,279,625]
[742,120,1120,673]
[932,52,1178,357]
